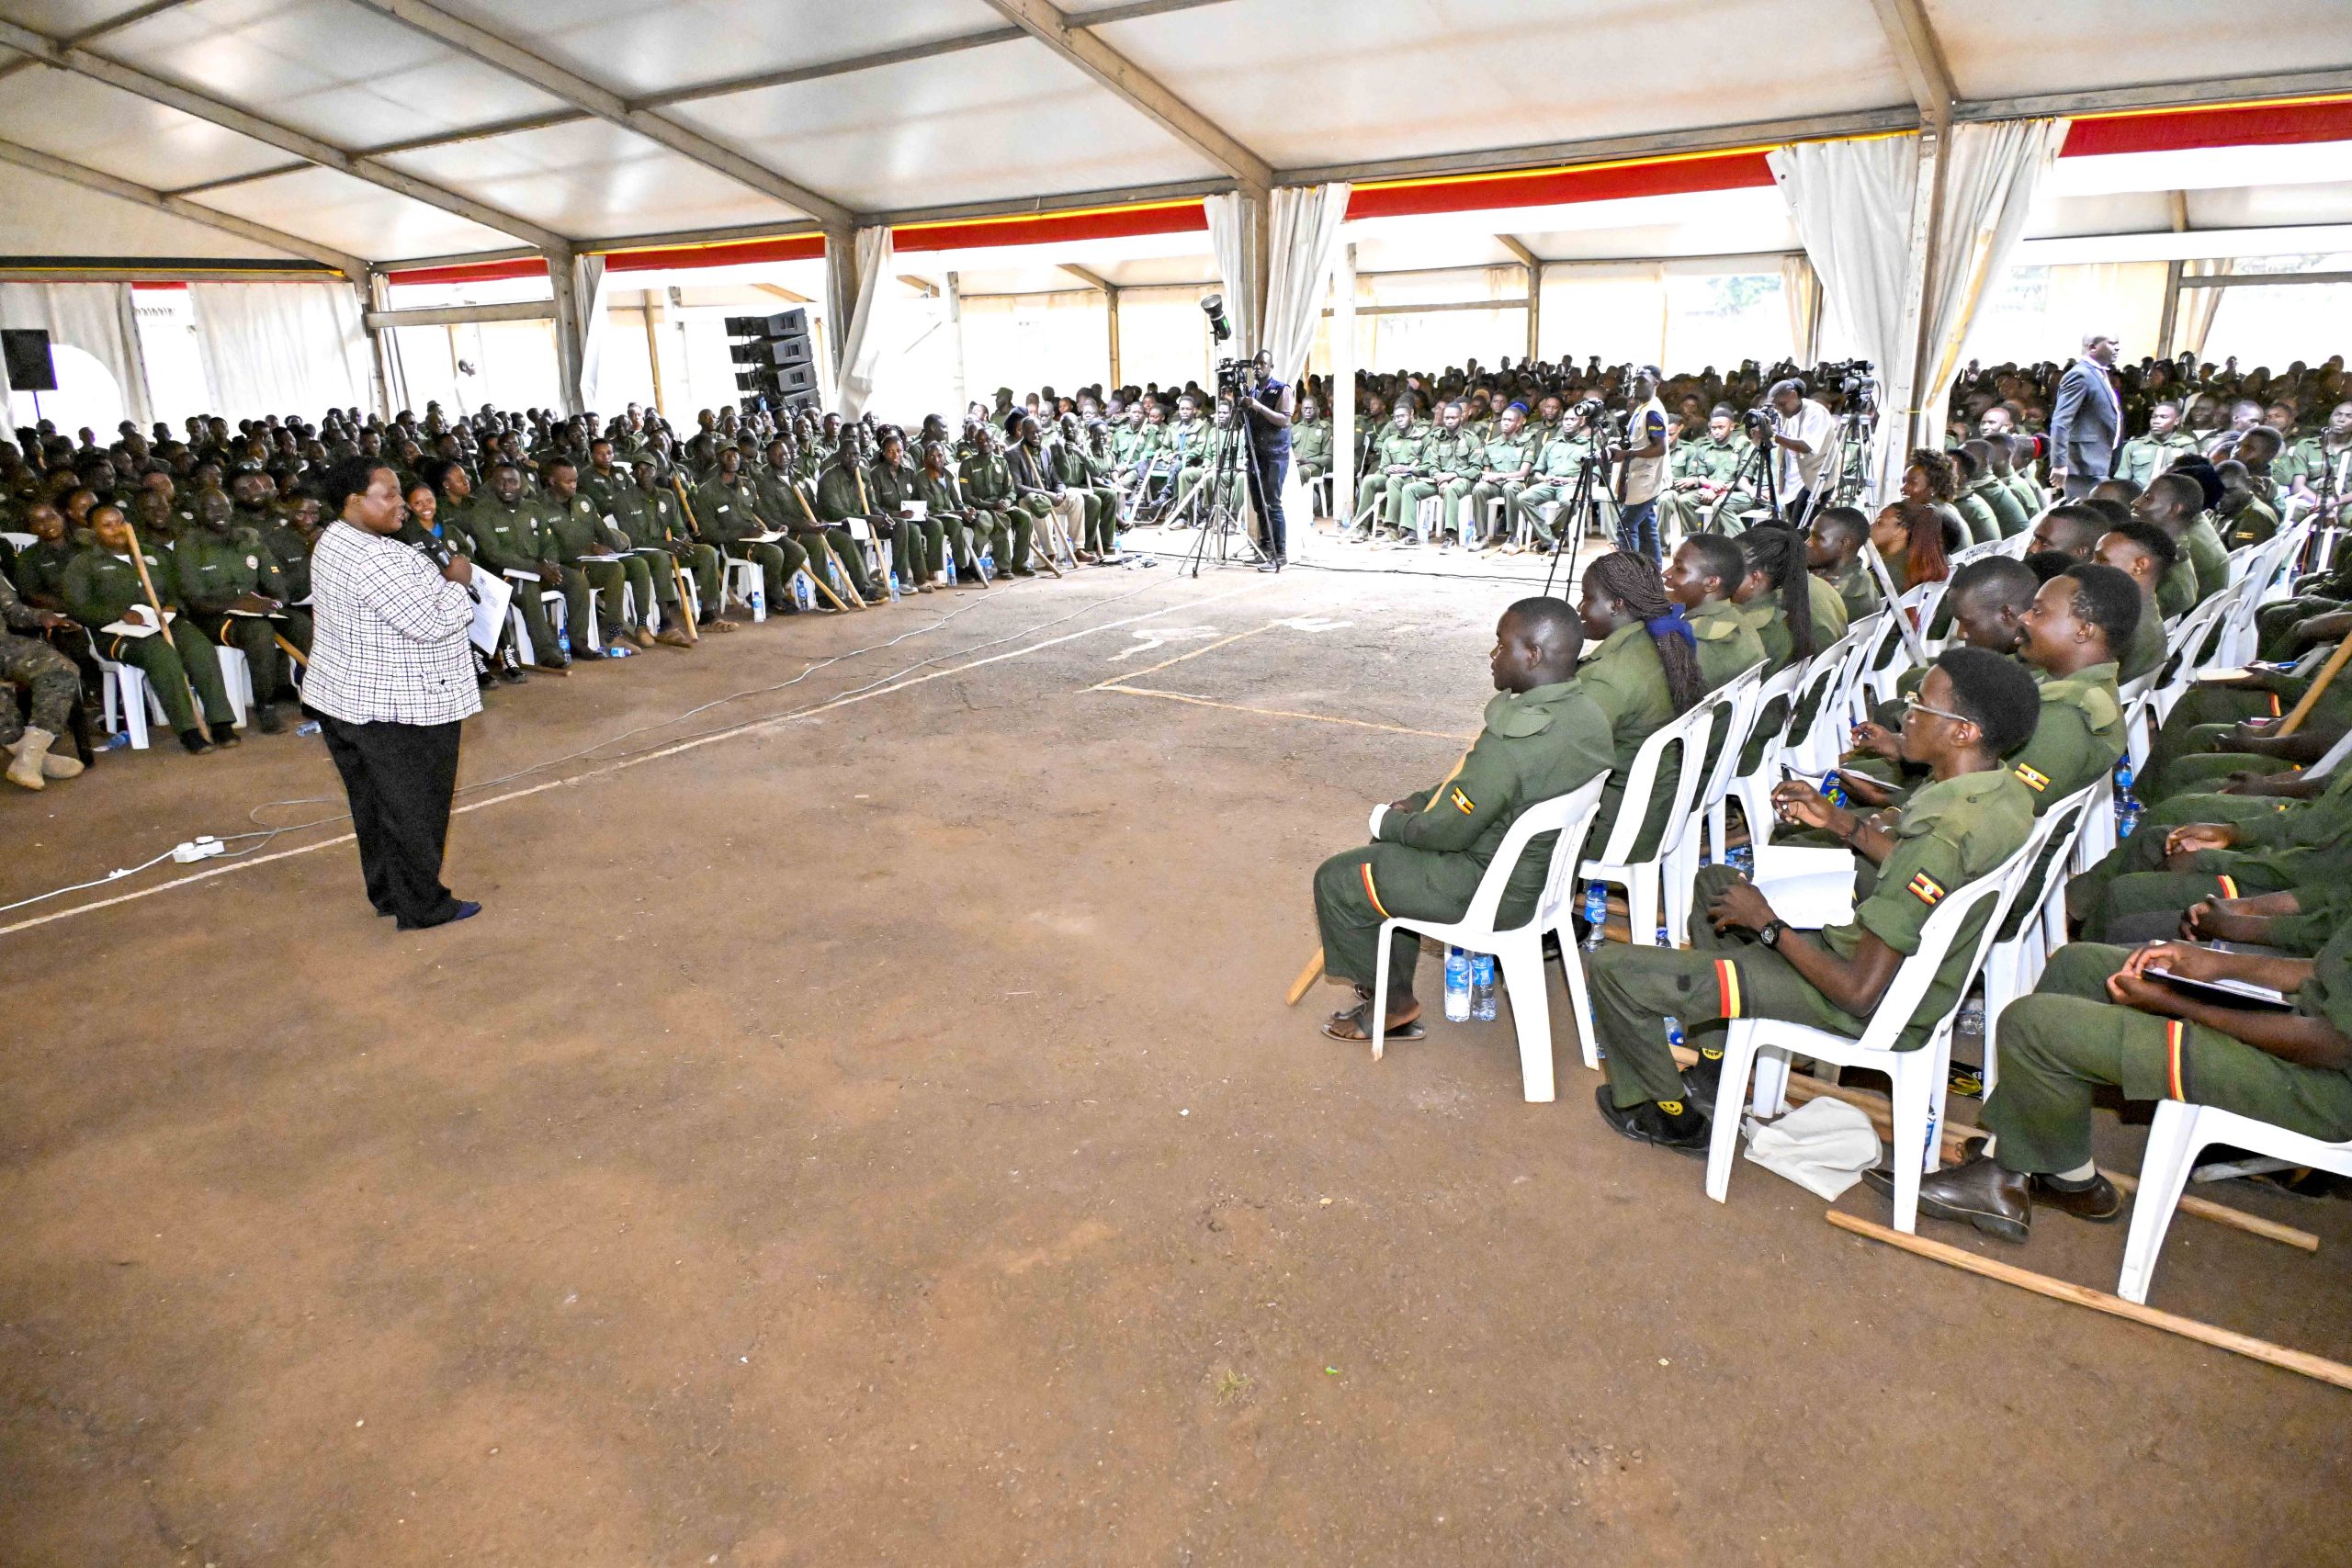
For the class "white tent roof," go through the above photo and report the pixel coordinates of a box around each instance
[0,0,2346,273]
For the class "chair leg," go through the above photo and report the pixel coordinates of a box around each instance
[1497,937,1555,1103]
[2118,1102,2205,1305]
[1628,871,1659,949]
[1705,1029,1758,1203]
[1887,1053,1932,1233]
[1555,934,1600,1072]
[1749,1050,1790,1119]
[1370,920,1395,1063]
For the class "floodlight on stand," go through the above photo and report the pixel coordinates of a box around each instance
[1200,292,1232,344]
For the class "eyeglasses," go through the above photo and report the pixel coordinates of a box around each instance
[1904,696,1971,725]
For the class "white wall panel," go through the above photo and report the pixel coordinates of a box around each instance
[0,69,292,191]
[192,166,516,260]
[0,161,300,258]
[382,118,799,237]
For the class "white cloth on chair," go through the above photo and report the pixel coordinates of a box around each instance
[1741,1097,1882,1201]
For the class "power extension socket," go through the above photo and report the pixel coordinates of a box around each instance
[171,836,226,863]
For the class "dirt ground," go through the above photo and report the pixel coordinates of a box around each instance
[5,547,2349,1566]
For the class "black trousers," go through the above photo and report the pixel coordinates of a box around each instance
[310,708,464,928]
[1247,445,1289,561]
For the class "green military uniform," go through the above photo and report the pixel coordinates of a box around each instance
[1590,768,2035,1110]
[175,525,303,706]
[0,571,77,749]
[2182,516,2231,608]
[2067,764,2352,936]
[2117,430,2199,491]
[577,459,628,517]
[1469,429,1536,546]
[1657,432,1753,537]
[750,462,863,601]
[610,480,722,619]
[1310,681,1613,988]
[255,520,314,604]
[1822,558,1883,626]
[61,542,236,739]
[866,457,940,587]
[545,491,655,644]
[1399,425,1484,541]
[818,463,904,594]
[1518,431,1594,546]
[1291,418,1333,491]
[1160,416,1213,515]
[1999,469,2042,525]
[2120,598,2166,685]
[2156,553,2199,619]
[1569,622,1682,861]
[957,450,1035,576]
[2007,661,2126,812]
[1690,598,1768,692]
[914,468,980,578]
[2222,491,2278,549]
[697,471,813,609]
[1981,934,2352,1175]
[1053,441,1118,556]
[466,492,570,660]
[1356,423,1428,534]
[1955,479,2007,546]
[7,535,78,610]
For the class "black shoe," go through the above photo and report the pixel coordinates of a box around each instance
[398,899,481,931]
[1861,1154,2032,1242]
[1594,1086,1711,1156]
[1680,1047,1725,1112]
[255,703,284,735]
[179,729,213,755]
[495,663,528,685]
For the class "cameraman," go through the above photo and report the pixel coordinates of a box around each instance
[1765,376,1835,519]
[1237,348,1296,570]
[1613,366,1670,561]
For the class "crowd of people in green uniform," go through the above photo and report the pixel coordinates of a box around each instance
[1306,346,2352,1249]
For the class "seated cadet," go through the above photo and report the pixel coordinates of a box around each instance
[752,434,865,603]
[867,429,941,591]
[175,488,300,732]
[576,436,629,517]
[1949,445,2005,545]
[1469,404,1536,550]
[611,453,730,632]
[913,438,990,588]
[546,457,686,649]
[1080,420,1127,562]
[1901,926,2352,1242]
[698,443,817,612]
[1053,414,1118,561]
[1398,401,1482,547]
[62,502,241,751]
[959,426,1036,577]
[1516,403,1596,547]
[1844,560,2129,818]
[8,500,79,613]
[1158,395,1214,522]
[1806,504,1883,626]
[1974,437,2033,537]
[1571,549,1709,863]
[815,430,910,595]
[2131,469,2219,614]
[2138,644,2352,800]
[2001,432,2047,520]
[1355,402,1427,540]
[1588,648,2040,1149]
[0,570,85,789]
[2089,521,2174,685]
[1290,397,1332,509]
[1309,597,1612,1043]
[2117,400,2199,490]
[258,493,322,606]
[1665,534,1770,691]
[1657,403,1754,537]
[467,458,571,671]
[1868,499,1956,594]
[1005,414,1082,568]
[2214,451,2279,547]
[1728,522,1835,676]
[2023,501,2105,565]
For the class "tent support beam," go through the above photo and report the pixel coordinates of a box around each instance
[1497,235,1542,362]
[0,17,569,248]
[1059,265,1121,386]
[344,0,853,229]
[980,0,1272,199]
[1866,0,1957,130]
[0,138,367,276]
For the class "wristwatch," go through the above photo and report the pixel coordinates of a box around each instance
[1758,919,1786,949]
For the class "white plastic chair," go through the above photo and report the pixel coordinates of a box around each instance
[1704,660,1804,870]
[1702,807,2064,1232]
[720,554,765,620]
[97,657,168,749]
[0,530,33,552]
[1576,691,1723,964]
[1974,780,2103,1092]
[1669,664,1767,926]
[2119,1102,2352,1305]
[1369,772,1610,1101]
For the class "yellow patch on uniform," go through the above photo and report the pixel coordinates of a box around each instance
[1906,872,1947,906]
[1450,786,1476,815]
[2013,762,2050,793]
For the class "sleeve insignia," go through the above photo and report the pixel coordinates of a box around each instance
[1906,872,1947,906]
[1450,786,1476,815]
[2013,762,2051,793]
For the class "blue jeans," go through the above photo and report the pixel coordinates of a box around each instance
[1247,445,1289,560]
[1618,498,1660,561]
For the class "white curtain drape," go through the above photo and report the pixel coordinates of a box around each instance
[189,282,370,421]
[573,253,610,414]
[0,281,152,426]
[2173,258,2231,361]
[1780,253,1822,365]
[1204,190,1260,357]
[1770,119,2064,498]
[831,224,893,420]
[1262,183,1350,385]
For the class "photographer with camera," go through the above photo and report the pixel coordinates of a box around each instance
[1236,347,1296,570]
[1614,367,1671,561]
[1763,377,1836,521]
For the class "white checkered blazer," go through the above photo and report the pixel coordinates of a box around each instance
[302,520,482,727]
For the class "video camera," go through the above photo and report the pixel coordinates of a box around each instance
[1742,404,1777,438]
[1202,294,1250,400]
[1822,359,1878,411]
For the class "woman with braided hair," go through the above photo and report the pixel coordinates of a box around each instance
[1732,521,1836,674]
[1571,548,1709,858]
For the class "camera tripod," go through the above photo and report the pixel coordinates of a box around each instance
[1704,424,1786,533]
[1541,450,1627,600]
[1179,414,1271,577]
[1826,408,1879,509]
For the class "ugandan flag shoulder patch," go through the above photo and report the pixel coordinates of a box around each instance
[2013,762,2050,793]
[1907,871,1947,906]
[1450,786,1476,815]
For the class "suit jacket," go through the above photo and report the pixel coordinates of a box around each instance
[2050,359,2120,479]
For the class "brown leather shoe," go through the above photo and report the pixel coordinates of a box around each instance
[1862,1154,2031,1242]
[628,625,657,650]
[654,626,694,649]
[2034,1171,2124,1222]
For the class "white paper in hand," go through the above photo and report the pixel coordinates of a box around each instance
[467,562,513,655]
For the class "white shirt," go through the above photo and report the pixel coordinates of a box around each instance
[302,520,481,727]
[1774,398,1837,496]
[1619,396,1671,506]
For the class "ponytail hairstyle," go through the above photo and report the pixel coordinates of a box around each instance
[1898,500,1953,585]
[1741,522,1816,663]
[1585,549,1705,715]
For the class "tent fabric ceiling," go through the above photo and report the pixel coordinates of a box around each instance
[0,0,2344,272]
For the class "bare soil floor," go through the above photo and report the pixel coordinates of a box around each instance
[5,557,2349,1567]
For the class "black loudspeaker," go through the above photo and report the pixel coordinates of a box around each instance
[2,328,56,391]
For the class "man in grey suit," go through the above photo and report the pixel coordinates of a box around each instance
[2048,332,2122,499]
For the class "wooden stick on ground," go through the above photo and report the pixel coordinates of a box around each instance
[1685,1048,2319,1251]
[273,630,309,668]
[668,561,698,643]
[1285,948,1326,1006]
[2276,634,2352,736]
[119,517,210,744]
[1826,1210,2352,1392]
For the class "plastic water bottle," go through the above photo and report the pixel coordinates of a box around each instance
[2114,758,2143,840]
[1728,844,1754,875]
[1581,883,1608,951]
[295,719,321,738]
[557,626,571,657]
[752,581,767,616]
[103,731,130,750]
[605,642,634,659]
[1443,946,1473,1022]
[1471,953,1497,1021]
[1820,769,1849,808]
[1666,1017,1685,1053]
[980,550,995,580]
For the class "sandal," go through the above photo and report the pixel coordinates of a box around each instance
[1322,1001,1426,1043]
